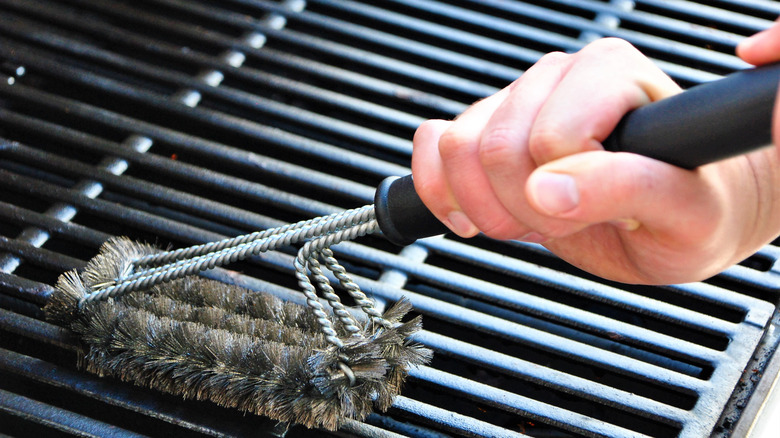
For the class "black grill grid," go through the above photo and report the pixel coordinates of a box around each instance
[1,1,779,437]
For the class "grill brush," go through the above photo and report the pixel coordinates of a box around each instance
[45,207,432,431]
[44,62,779,430]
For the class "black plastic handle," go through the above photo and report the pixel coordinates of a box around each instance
[375,62,780,246]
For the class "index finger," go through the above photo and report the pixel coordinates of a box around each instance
[528,38,681,166]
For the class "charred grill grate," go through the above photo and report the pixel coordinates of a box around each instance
[1,1,780,437]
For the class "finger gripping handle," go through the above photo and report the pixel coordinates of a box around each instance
[375,62,780,245]
[374,175,449,246]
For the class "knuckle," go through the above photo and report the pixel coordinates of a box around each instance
[414,119,434,137]
[581,37,638,57]
[528,122,566,164]
[478,216,527,241]
[414,119,445,143]
[532,220,582,240]
[510,52,569,91]
[478,128,517,168]
[536,51,570,66]
[437,126,474,160]
[540,225,574,240]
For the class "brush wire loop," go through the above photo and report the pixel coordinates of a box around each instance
[77,204,388,359]
[337,361,357,387]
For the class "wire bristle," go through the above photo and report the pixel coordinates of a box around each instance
[44,237,431,430]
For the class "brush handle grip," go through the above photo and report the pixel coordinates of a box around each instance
[375,62,780,246]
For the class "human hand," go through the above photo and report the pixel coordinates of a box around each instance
[411,37,780,284]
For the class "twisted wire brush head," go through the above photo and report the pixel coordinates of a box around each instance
[44,211,431,430]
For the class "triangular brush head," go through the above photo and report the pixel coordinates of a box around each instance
[44,237,432,430]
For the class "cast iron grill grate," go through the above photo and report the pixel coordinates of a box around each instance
[1,1,779,437]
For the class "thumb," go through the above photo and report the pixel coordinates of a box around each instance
[737,18,780,66]
[525,151,719,239]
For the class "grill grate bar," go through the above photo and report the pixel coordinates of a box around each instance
[377,244,431,290]
[244,46,468,117]
[0,388,146,438]
[304,0,545,70]
[453,0,750,82]
[425,237,774,322]
[577,0,634,44]
[335,0,584,54]
[345,241,741,362]
[0,346,285,437]
[53,0,498,101]
[0,42,409,175]
[2,141,291,233]
[0,134,149,274]
[0,113,341,219]
[0,0,305,277]
[156,0,527,83]
[715,265,780,298]
[555,0,757,44]
[0,202,106,250]
[0,81,388,200]
[357,273,712,392]
[337,420,415,438]
[0,32,413,159]
[420,283,707,377]
[321,0,736,88]
[636,0,780,27]
[663,281,776,326]
[0,235,85,276]
[0,169,239,252]
[0,273,56,307]
[0,0,465,118]
[388,396,528,438]
[490,241,778,319]
[254,23,499,100]
[409,366,658,438]
[415,330,691,424]
[0,307,72,348]
[427,238,752,333]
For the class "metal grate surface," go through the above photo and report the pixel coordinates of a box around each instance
[1,1,780,437]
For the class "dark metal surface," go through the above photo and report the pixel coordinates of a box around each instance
[1,1,779,437]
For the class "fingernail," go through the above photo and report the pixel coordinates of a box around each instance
[520,232,547,244]
[609,218,640,231]
[447,210,479,237]
[529,172,579,215]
